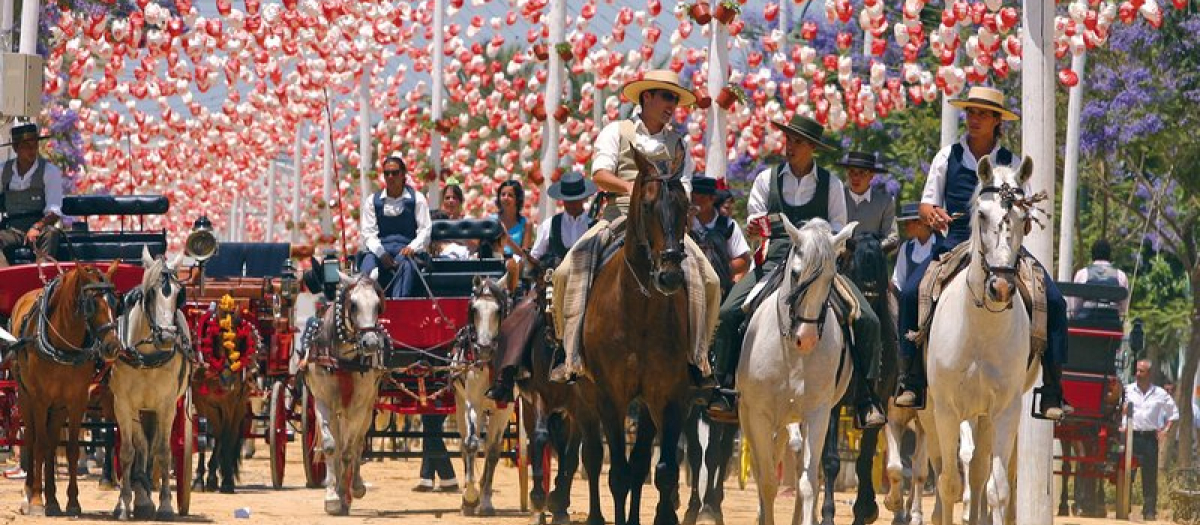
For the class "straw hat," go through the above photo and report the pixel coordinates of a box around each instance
[949,86,1019,121]
[621,69,697,107]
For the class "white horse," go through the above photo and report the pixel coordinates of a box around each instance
[304,274,388,515]
[451,276,513,516]
[739,218,857,525]
[919,156,1041,525]
[110,247,192,520]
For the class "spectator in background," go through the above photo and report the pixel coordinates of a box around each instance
[1124,359,1179,521]
[494,180,533,292]
[439,184,466,220]
[715,189,735,218]
[891,203,941,293]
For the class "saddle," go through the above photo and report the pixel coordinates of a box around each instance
[908,242,1048,362]
[740,266,862,333]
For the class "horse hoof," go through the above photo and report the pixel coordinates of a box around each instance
[478,505,496,517]
[220,483,236,494]
[205,480,219,492]
[134,503,157,520]
[586,514,607,525]
[44,502,63,517]
[463,486,480,506]
[66,502,83,517]
[551,511,572,525]
[683,507,699,525]
[653,511,680,525]
[324,500,345,516]
[22,503,45,516]
[156,509,177,521]
[698,506,724,525]
[98,478,119,491]
[462,504,477,517]
[352,485,366,499]
[531,491,547,512]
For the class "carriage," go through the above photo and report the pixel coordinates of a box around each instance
[1054,281,1138,519]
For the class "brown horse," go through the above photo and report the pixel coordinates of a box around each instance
[578,150,693,525]
[10,262,124,516]
[191,301,259,494]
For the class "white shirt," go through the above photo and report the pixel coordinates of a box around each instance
[848,188,871,206]
[892,235,937,290]
[747,163,848,232]
[530,211,590,260]
[691,214,751,259]
[591,113,695,189]
[1124,383,1179,432]
[1071,260,1130,315]
[3,157,64,217]
[921,135,1020,208]
[360,187,432,257]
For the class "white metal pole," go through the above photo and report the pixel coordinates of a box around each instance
[539,0,565,221]
[359,62,373,203]
[1018,0,1057,522]
[706,15,730,180]
[1058,51,1087,281]
[322,118,334,238]
[16,0,35,54]
[2,0,14,50]
[940,97,958,148]
[429,0,444,206]
[292,125,303,244]
[266,161,277,242]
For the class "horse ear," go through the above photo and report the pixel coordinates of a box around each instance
[473,274,483,289]
[976,156,993,184]
[781,214,802,243]
[338,270,354,286]
[1017,156,1034,185]
[169,251,186,271]
[142,245,154,267]
[833,222,858,254]
[106,259,120,280]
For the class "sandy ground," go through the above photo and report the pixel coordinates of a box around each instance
[0,439,1175,524]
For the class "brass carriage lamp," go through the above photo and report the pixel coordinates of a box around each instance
[186,215,219,296]
[279,259,298,302]
[320,249,340,301]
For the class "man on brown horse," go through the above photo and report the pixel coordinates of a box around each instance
[484,172,597,403]
[550,69,721,388]
[0,122,64,266]
[707,115,886,428]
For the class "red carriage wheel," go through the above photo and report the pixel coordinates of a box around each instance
[268,381,288,489]
[172,389,194,516]
[300,385,327,488]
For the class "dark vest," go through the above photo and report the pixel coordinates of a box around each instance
[691,215,737,295]
[2,158,48,231]
[373,187,418,241]
[765,163,831,264]
[546,212,594,267]
[943,143,1014,247]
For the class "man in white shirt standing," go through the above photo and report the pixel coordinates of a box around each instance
[359,155,432,298]
[1124,359,1179,521]
[0,123,65,266]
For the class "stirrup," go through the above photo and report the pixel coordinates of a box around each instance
[1030,387,1072,421]
[706,389,739,424]
[548,365,578,384]
[894,387,926,410]
[853,402,888,430]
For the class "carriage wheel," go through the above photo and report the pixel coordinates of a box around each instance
[268,381,288,490]
[300,386,327,488]
[174,389,194,516]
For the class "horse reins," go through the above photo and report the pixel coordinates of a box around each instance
[31,276,120,366]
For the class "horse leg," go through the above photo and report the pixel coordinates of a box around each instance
[742,407,782,525]
[323,406,347,515]
[38,405,67,516]
[478,407,513,516]
[155,402,178,520]
[931,413,963,525]
[599,401,632,525]
[701,420,738,525]
[985,406,1020,525]
[528,398,550,516]
[819,407,841,525]
[112,401,137,520]
[852,427,882,525]
[580,412,607,525]
[882,408,907,518]
[627,406,657,525]
[652,400,684,525]
[456,399,481,514]
[959,420,976,524]
[549,416,581,525]
[966,419,993,525]
[1058,441,1072,516]
[683,407,703,525]
[908,430,928,525]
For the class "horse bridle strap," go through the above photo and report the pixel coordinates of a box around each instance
[33,278,116,366]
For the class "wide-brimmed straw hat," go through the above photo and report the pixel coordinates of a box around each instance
[949,86,1019,121]
[771,114,837,151]
[546,172,598,202]
[622,69,697,108]
[1,123,52,147]
[836,151,889,173]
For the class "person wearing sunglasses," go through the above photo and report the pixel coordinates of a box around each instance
[359,155,432,298]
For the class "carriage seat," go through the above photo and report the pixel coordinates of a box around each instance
[422,219,505,297]
[62,194,171,217]
[204,242,293,278]
[56,230,168,263]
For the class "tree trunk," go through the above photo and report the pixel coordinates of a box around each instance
[1175,268,1200,469]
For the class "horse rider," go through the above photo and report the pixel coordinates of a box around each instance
[839,151,898,253]
[894,86,1071,420]
[707,115,886,429]
[549,69,722,388]
[0,122,64,267]
[890,202,941,294]
[689,174,751,297]
[359,155,433,298]
[484,172,598,403]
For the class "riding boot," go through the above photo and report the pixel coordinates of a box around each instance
[894,350,927,409]
[1035,357,1072,421]
[706,375,739,424]
[689,364,719,391]
[485,366,517,404]
[852,373,887,429]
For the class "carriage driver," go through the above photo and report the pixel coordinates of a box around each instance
[0,123,64,267]
[706,115,886,429]
[484,172,598,403]
[894,86,1071,420]
[359,155,432,298]
[549,69,723,388]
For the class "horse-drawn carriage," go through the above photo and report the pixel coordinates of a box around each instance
[1054,281,1137,518]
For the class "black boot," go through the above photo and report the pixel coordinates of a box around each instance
[853,376,887,429]
[894,351,926,409]
[485,367,516,404]
[706,376,739,424]
[689,364,719,391]
[1035,359,1072,420]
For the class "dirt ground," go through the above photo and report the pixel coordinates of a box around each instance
[0,440,1175,524]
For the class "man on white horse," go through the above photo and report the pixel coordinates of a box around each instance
[707,115,886,428]
[550,69,721,389]
[894,86,1071,420]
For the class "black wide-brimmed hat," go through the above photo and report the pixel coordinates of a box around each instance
[836,151,888,173]
[1,123,52,147]
[547,172,598,202]
[771,114,837,151]
[897,203,921,222]
[691,175,721,195]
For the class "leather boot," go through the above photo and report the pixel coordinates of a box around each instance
[894,351,927,409]
[853,376,887,429]
[1035,358,1072,420]
[706,375,739,424]
[485,367,516,404]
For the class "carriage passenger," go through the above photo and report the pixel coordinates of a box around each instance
[706,115,886,429]
[840,151,898,252]
[1070,239,1129,318]
[0,123,64,267]
[893,86,1071,420]
[495,180,533,293]
[484,173,597,403]
[359,155,433,299]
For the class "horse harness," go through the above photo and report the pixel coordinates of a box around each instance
[16,275,120,367]
[450,281,509,379]
[304,278,391,373]
[117,269,194,369]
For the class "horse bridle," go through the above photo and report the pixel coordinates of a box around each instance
[782,255,832,337]
[970,182,1028,309]
[630,171,688,293]
[31,274,120,364]
[458,282,508,364]
[334,276,388,346]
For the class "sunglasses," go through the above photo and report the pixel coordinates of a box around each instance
[652,90,680,104]
[383,170,404,177]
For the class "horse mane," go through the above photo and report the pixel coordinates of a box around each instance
[846,233,888,300]
[792,219,835,273]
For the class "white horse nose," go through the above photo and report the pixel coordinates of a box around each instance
[986,274,1014,304]
[795,323,820,354]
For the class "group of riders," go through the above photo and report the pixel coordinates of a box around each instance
[331,69,1073,430]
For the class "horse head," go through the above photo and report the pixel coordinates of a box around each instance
[468,275,508,360]
[336,272,387,355]
[628,149,690,294]
[780,217,857,354]
[840,232,888,305]
[137,246,188,348]
[63,260,124,361]
[972,155,1035,306]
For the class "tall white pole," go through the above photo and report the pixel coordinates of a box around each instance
[266,161,277,242]
[940,97,958,148]
[321,118,334,238]
[429,0,444,206]
[16,0,35,54]
[358,62,373,202]
[1,0,14,50]
[706,16,730,180]
[292,125,303,244]
[539,0,565,221]
[1058,51,1087,280]
[1018,0,1057,522]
